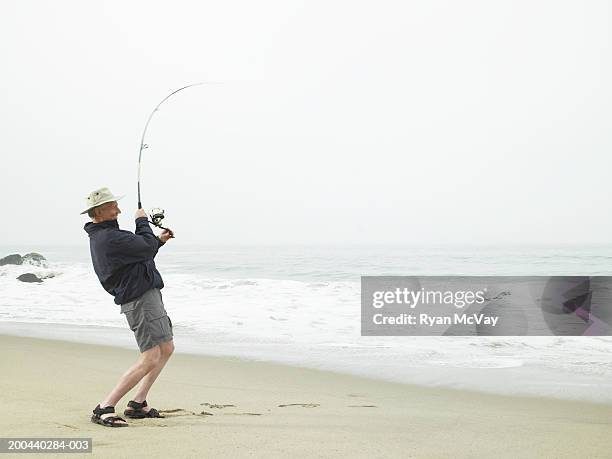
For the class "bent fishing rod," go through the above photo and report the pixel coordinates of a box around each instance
[136,82,208,237]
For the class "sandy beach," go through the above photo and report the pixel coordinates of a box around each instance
[0,334,611,458]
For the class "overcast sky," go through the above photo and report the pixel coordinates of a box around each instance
[1,1,610,245]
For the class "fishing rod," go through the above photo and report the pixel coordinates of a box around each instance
[137,82,206,236]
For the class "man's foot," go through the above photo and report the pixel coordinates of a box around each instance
[124,400,164,418]
[91,404,129,427]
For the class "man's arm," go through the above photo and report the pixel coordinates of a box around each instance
[107,208,169,265]
[109,223,161,265]
[135,216,168,249]
[135,217,162,241]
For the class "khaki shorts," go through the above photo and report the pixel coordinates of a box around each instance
[120,288,173,353]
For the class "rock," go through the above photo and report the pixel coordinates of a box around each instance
[17,273,43,283]
[23,252,47,267]
[0,254,23,266]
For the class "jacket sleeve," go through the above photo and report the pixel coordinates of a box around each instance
[135,217,166,248]
[108,217,164,265]
[135,216,153,236]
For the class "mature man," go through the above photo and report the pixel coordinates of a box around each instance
[82,187,175,427]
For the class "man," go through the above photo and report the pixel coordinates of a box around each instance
[82,187,175,427]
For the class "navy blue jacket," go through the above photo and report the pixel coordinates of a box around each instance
[84,217,165,305]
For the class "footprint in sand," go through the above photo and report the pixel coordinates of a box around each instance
[278,403,320,408]
[159,408,196,416]
[54,423,78,430]
[223,412,262,416]
[200,403,236,409]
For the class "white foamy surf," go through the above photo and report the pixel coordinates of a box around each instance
[1,244,612,404]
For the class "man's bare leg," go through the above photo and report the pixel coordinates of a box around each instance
[98,345,163,411]
[131,339,175,410]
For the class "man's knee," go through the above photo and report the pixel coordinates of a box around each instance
[139,345,162,369]
[160,340,174,358]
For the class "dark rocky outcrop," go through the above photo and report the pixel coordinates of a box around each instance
[22,252,47,267]
[17,273,43,283]
[0,254,23,266]
[0,252,48,267]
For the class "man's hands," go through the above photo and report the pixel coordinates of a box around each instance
[135,208,174,243]
[159,229,174,243]
[135,208,148,219]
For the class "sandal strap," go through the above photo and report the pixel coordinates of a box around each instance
[127,400,147,410]
[100,413,125,421]
[93,404,115,415]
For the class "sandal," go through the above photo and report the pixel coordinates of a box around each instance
[91,404,129,427]
[124,400,164,419]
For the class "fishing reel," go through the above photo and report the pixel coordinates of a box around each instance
[149,207,175,238]
[149,208,165,227]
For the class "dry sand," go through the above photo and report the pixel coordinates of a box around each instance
[1,334,611,458]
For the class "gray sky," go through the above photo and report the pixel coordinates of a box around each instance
[1,0,610,245]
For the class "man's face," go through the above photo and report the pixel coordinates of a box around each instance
[96,201,121,221]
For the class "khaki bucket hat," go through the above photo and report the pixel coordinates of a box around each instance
[80,187,125,215]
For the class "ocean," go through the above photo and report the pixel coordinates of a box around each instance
[1,243,612,404]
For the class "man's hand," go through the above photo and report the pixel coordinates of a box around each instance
[159,228,174,243]
[135,208,148,219]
